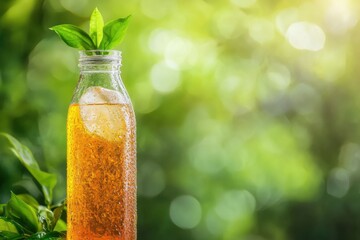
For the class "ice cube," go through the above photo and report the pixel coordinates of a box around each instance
[79,86,126,105]
[79,87,127,141]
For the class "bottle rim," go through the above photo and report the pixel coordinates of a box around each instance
[79,50,122,62]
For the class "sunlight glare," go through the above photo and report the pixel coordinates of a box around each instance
[286,22,326,51]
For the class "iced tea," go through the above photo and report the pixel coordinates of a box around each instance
[67,103,136,240]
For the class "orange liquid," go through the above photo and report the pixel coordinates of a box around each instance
[67,103,136,240]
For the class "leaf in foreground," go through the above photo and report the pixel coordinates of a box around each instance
[53,219,66,233]
[37,206,54,232]
[1,133,57,206]
[51,199,66,232]
[0,217,19,234]
[6,192,41,233]
[17,194,39,209]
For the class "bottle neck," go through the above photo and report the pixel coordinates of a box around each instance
[72,51,126,104]
[78,50,122,72]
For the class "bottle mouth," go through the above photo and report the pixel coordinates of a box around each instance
[79,50,122,62]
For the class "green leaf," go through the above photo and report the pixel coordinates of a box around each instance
[53,219,66,232]
[37,206,54,232]
[1,133,57,206]
[50,24,95,50]
[51,200,65,232]
[17,195,39,209]
[89,7,104,48]
[99,15,131,50]
[6,192,41,233]
[0,216,26,236]
[0,217,19,234]
[31,170,56,207]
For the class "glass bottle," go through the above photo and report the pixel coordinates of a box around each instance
[67,50,136,240]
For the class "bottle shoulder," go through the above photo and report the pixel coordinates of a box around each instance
[71,72,132,105]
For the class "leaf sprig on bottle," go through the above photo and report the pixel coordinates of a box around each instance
[50,8,131,50]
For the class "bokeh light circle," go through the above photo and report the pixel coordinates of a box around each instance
[169,195,202,229]
[150,62,181,94]
[286,21,326,51]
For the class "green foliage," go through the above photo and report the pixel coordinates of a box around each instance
[50,8,130,50]
[49,25,96,50]
[6,192,41,233]
[0,134,66,240]
[89,7,104,48]
[1,134,57,207]
[0,217,19,235]
[16,195,39,209]
[99,15,131,50]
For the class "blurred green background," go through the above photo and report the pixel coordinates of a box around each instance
[1,0,360,239]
